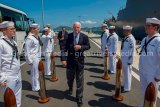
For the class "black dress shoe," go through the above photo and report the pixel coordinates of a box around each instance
[108,70,111,73]
[68,90,73,95]
[77,101,83,107]
[121,90,129,93]
[100,64,103,67]
[68,88,73,95]
[121,86,124,93]
[121,86,124,90]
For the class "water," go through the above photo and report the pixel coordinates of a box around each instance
[88,27,147,41]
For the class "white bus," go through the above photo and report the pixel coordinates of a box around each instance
[0,3,34,56]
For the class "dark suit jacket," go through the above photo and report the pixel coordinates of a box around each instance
[58,31,68,43]
[61,32,91,69]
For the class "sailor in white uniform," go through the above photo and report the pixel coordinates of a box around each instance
[0,21,22,107]
[101,23,109,65]
[46,24,56,45]
[139,17,160,107]
[41,27,54,76]
[106,26,118,74]
[24,23,42,91]
[121,25,136,93]
[46,24,55,37]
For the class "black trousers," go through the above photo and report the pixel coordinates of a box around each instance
[66,60,84,100]
[59,41,65,50]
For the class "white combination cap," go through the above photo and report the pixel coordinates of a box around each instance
[123,25,132,30]
[146,17,160,25]
[102,23,108,28]
[30,23,40,28]
[109,26,115,29]
[46,24,51,26]
[43,27,49,31]
[0,21,14,28]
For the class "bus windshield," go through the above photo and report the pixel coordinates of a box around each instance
[0,4,30,32]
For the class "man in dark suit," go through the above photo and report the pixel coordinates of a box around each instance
[58,27,68,50]
[61,22,90,107]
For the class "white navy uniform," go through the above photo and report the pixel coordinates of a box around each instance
[24,32,41,91]
[0,35,22,107]
[101,29,109,64]
[107,32,118,73]
[41,34,54,75]
[121,34,135,91]
[139,33,160,106]
[49,29,55,37]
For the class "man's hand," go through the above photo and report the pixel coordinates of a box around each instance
[60,36,64,40]
[155,77,160,82]
[0,82,7,87]
[62,61,67,67]
[74,45,81,51]
[60,38,64,40]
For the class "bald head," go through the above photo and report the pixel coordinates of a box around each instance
[73,22,81,34]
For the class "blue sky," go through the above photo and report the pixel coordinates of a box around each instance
[0,0,127,28]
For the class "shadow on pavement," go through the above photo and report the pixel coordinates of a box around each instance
[25,89,76,102]
[85,67,104,74]
[0,102,4,107]
[26,71,31,75]
[87,81,115,92]
[88,93,135,107]
[46,89,76,102]
[26,94,39,100]
[90,75,103,79]
[22,80,32,91]
[85,62,102,66]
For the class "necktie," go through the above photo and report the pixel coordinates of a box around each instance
[12,42,19,60]
[75,34,78,45]
[121,37,129,50]
[2,38,19,59]
[32,35,43,46]
[38,36,43,46]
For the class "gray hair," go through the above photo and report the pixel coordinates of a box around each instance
[73,22,81,28]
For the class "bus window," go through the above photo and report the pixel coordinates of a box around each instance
[24,15,29,32]
[14,13,23,31]
[2,16,13,21]
[1,7,24,31]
